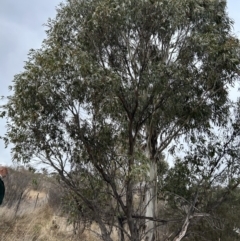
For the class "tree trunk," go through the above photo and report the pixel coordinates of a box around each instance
[172,215,190,241]
[144,151,157,241]
[117,215,125,241]
[172,192,199,241]
[144,122,158,241]
[97,218,113,241]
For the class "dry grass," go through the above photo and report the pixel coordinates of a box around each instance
[0,200,118,241]
[0,166,88,241]
[0,205,86,241]
[0,167,119,241]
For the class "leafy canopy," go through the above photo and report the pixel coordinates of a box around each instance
[1,1,240,240]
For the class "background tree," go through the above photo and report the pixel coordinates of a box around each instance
[1,0,240,240]
[157,105,240,240]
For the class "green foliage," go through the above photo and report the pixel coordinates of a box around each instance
[157,111,240,239]
[163,159,192,200]
[2,0,239,164]
[183,188,240,241]
[1,0,240,240]
[31,178,39,190]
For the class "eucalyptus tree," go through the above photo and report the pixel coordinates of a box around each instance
[1,0,240,240]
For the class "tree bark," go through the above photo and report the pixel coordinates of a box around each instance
[172,215,190,241]
[172,192,199,241]
[144,158,157,241]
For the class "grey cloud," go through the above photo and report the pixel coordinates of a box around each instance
[0,1,61,31]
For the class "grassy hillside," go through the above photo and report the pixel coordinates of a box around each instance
[0,166,105,241]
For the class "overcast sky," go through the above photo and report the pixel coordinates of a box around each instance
[0,0,240,167]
